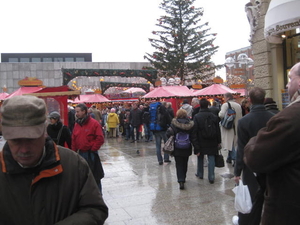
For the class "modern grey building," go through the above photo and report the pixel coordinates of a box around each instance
[0,53,151,94]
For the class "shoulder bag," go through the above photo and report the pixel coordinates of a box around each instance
[215,149,225,168]
[163,135,175,154]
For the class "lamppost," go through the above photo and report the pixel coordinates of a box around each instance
[225,53,254,96]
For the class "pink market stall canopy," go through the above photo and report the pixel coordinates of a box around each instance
[142,86,195,99]
[193,84,238,96]
[0,93,9,101]
[232,88,245,96]
[6,87,44,98]
[73,94,111,104]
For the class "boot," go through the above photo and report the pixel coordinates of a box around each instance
[179,182,184,190]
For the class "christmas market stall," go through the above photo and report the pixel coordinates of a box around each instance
[6,86,44,98]
[0,93,9,101]
[25,85,80,126]
[73,94,111,106]
[193,84,239,104]
[142,86,196,114]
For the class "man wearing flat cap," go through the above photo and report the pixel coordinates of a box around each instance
[0,95,108,225]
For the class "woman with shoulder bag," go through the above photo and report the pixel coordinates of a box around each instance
[166,109,196,190]
[47,111,72,148]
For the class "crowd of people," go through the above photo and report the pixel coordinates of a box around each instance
[2,62,300,225]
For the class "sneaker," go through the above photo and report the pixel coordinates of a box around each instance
[164,160,171,163]
[159,162,163,165]
[232,215,239,225]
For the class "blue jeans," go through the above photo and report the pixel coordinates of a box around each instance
[196,154,215,181]
[125,125,131,140]
[226,145,236,162]
[154,131,169,163]
[143,123,153,141]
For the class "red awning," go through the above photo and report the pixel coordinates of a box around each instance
[193,84,238,96]
[6,87,44,98]
[73,94,111,103]
[142,86,194,98]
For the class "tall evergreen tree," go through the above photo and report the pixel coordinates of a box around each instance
[144,0,222,84]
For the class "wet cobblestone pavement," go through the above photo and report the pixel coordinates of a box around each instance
[100,136,237,225]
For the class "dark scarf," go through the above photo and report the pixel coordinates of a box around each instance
[76,115,89,126]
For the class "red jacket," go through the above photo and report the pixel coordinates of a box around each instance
[72,116,104,152]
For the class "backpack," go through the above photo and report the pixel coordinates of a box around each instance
[220,102,236,129]
[175,131,191,149]
[149,102,172,131]
[201,114,217,139]
[149,102,163,131]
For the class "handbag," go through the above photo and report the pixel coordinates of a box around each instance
[163,135,175,154]
[232,180,253,214]
[215,150,225,168]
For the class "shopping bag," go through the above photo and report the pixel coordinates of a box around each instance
[163,135,174,154]
[232,180,252,214]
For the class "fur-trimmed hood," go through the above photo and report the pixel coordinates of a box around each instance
[171,118,194,131]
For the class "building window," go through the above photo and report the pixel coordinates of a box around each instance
[65,57,74,62]
[75,57,85,62]
[32,58,41,62]
[8,58,18,62]
[54,58,63,62]
[20,58,30,62]
[43,58,52,62]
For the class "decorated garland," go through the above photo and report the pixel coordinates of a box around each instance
[62,68,158,86]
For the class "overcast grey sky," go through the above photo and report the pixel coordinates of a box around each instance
[0,0,250,77]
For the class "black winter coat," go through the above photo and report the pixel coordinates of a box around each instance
[235,104,274,199]
[166,118,196,157]
[192,109,221,155]
[129,108,143,127]
[47,121,72,148]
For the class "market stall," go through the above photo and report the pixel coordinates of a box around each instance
[26,86,80,126]
[142,86,196,114]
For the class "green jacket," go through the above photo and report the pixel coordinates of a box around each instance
[0,138,108,225]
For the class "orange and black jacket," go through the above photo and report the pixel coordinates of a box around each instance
[0,137,108,225]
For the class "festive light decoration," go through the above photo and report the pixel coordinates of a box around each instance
[62,69,158,86]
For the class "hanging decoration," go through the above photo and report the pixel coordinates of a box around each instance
[62,69,158,86]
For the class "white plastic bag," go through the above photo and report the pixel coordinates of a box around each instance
[232,180,252,214]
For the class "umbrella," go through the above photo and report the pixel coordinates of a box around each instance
[121,87,146,94]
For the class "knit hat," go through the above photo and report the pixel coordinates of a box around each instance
[1,95,47,140]
[48,111,61,120]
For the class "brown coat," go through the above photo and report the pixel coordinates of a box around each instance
[244,98,300,225]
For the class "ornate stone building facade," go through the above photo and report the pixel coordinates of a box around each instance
[250,0,300,109]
